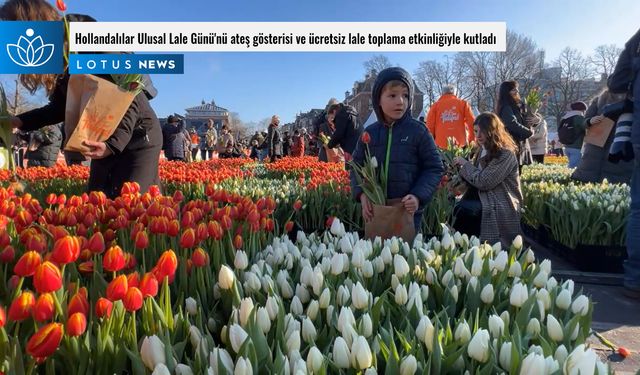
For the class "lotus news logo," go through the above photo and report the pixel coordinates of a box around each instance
[0,21,63,74]
[7,28,55,67]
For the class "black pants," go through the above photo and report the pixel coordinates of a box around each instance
[88,145,161,199]
[532,154,545,163]
[191,148,199,161]
[200,149,214,160]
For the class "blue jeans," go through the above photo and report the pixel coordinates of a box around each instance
[565,147,581,168]
[625,145,640,290]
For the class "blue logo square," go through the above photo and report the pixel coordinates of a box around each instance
[0,21,64,74]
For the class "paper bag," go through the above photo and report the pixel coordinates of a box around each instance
[364,198,416,243]
[584,118,615,148]
[324,145,345,163]
[64,74,136,153]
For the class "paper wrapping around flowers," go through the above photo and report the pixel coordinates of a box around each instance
[364,198,416,243]
[584,118,615,148]
[324,145,345,163]
[64,74,136,153]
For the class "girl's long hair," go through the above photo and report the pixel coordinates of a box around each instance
[475,112,517,161]
[0,0,61,95]
[495,80,519,113]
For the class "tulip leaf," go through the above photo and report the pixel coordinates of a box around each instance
[11,339,25,375]
[515,294,537,329]
[124,347,146,375]
[442,345,465,369]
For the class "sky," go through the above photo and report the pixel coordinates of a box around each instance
[4,0,640,126]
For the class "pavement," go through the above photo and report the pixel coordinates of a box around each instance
[525,236,640,374]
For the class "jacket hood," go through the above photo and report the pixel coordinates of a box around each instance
[372,67,414,125]
[562,110,583,120]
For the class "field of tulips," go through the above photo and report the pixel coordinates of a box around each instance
[0,178,609,373]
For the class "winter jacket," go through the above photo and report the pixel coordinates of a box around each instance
[162,123,188,159]
[608,28,640,144]
[327,104,362,155]
[426,94,475,149]
[25,124,63,167]
[571,93,633,184]
[528,114,548,155]
[350,67,443,227]
[316,121,334,162]
[201,128,218,151]
[499,104,533,166]
[459,149,522,246]
[267,124,282,157]
[216,132,234,154]
[282,136,292,156]
[561,111,586,150]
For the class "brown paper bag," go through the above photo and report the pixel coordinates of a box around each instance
[64,74,136,153]
[584,118,615,148]
[324,145,345,163]
[364,198,416,243]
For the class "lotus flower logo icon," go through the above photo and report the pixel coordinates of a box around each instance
[6,28,55,67]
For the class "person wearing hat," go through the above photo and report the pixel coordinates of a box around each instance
[162,115,188,162]
[559,101,588,168]
[266,115,282,162]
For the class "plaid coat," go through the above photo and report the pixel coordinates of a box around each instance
[459,149,522,246]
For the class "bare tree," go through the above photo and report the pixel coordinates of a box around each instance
[414,55,471,109]
[0,77,38,115]
[229,112,252,140]
[363,55,391,75]
[590,44,622,80]
[546,47,595,123]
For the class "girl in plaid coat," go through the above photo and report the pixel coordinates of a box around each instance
[454,112,523,246]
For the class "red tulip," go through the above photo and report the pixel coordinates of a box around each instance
[233,234,243,249]
[77,261,94,274]
[285,221,294,233]
[125,253,137,270]
[221,215,232,231]
[0,305,5,328]
[179,228,196,249]
[173,190,184,203]
[139,273,158,297]
[168,220,180,237]
[45,193,57,205]
[86,232,105,254]
[13,250,41,277]
[51,236,81,265]
[361,132,371,144]
[148,185,161,197]
[106,275,128,301]
[0,245,15,263]
[26,322,64,359]
[66,313,86,336]
[293,200,303,211]
[207,221,223,240]
[191,248,209,268]
[33,262,62,294]
[127,272,140,288]
[55,0,66,12]
[8,291,35,321]
[123,287,143,312]
[102,245,126,272]
[56,194,66,206]
[154,250,178,281]
[134,230,148,250]
[95,298,113,319]
[33,293,55,322]
[121,182,140,196]
[67,288,89,317]
[25,233,46,253]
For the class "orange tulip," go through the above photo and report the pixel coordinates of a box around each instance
[139,272,158,297]
[45,193,57,205]
[51,235,81,265]
[233,234,243,249]
[191,248,209,268]
[168,220,180,237]
[78,261,94,274]
[32,293,55,322]
[179,228,196,249]
[56,194,66,206]
[66,313,87,336]
[95,298,113,319]
[103,245,126,272]
[13,250,42,277]
[8,291,35,321]
[154,250,178,281]
[0,305,5,328]
[33,262,62,294]
[86,232,105,254]
[67,288,89,317]
[26,322,64,359]
[123,287,143,312]
[106,275,128,301]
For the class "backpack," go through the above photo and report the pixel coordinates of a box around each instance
[558,116,579,145]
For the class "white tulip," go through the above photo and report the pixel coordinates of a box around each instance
[360,314,373,338]
[536,288,551,311]
[556,289,572,310]
[449,285,459,303]
[266,296,279,321]
[332,337,351,368]
[492,241,502,252]
[352,247,365,269]
[500,311,510,327]
[512,235,523,250]
[519,352,545,375]
[454,257,468,278]
[239,298,254,327]
[152,364,171,375]
[454,320,471,344]
[175,364,194,375]
[391,275,400,291]
[467,329,490,363]
[508,261,522,277]
[527,318,541,335]
[493,251,508,272]
[381,246,393,265]
[189,326,204,352]
[296,284,311,304]
[569,322,580,341]
[441,270,454,287]
[470,257,483,277]
[480,284,494,304]
[595,361,609,375]
[499,342,512,370]
[229,324,249,353]
[442,233,454,251]
[307,300,319,321]
[257,307,271,334]
[546,315,564,342]
[563,344,597,375]
[302,318,317,343]
[563,280,575,295]
[210,348,234,375]
[373,257,385,273]
[364,368,377,375]
[510,283,528,307]
[140,335,166,371]
[286,330,301,354]
[319,288,331,309]
[400,355,417,375]
[539,259,552,275]
[218,265,235,290]
[571,295,590,316]
[544,357,560,374]
[361,260,374,278]
[243,272,261,292]
[339,236,353,254]
[394,254,410,278]
[331,253,344,275]
[185,297,198,316]
[488,315,504,338]
[351,336,373,370]
[546,276,558,290]
[337,285,350,306]
[421,285,429,301]
[330,218,344,236]
[554,345,569,365]
[291,296,304,315]
[425,267,437,285]
[221,326,228,346]
[234,357,253,375]
[311,267,324,296]
[352,282,369,310]
[234,251,248,270]
[533,270,548,288]
[307,346,323,373]
[395,284,408,305]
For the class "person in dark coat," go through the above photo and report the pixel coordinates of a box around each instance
[496,81,533,172]
[327,102,363,158]
[282,131,291,157]
[162,115,188,161]
[350,67,443,231]
[22,124,63,167]
[267,115,282,162]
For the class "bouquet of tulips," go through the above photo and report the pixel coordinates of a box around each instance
[348,131,386,206]
[439,138,475,197]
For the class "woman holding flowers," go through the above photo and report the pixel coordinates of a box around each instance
[1,0,163,199]
[454,112,523,246]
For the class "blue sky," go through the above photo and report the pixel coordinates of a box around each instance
[10,0,640,126]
